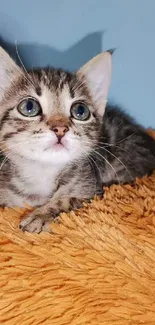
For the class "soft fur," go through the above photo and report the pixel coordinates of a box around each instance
[0,155,155,324]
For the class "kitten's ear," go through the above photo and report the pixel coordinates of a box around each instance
[0,46,21,100]
[77,52,112,116]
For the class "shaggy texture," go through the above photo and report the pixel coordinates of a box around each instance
[1,135,155,324]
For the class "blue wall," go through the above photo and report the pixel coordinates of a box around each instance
[0,0,155,127]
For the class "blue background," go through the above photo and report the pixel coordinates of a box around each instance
[0,0,155,127]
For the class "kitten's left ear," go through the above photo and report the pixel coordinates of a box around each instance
[77,52,112,116]
[0,46,22,101]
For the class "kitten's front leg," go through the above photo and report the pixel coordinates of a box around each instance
[19,162,99,233]
[19,197,84,233]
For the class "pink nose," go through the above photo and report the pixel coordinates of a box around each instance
[52,126,69,140]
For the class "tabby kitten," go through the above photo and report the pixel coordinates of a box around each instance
[0,47,155,233]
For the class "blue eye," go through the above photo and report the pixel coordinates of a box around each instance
[71,103,90,121]
[17,98,42,117]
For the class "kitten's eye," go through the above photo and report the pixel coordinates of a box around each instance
[17,98,42,117]
[70,103,90,121]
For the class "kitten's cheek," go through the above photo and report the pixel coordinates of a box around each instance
[44,136,58,149]
[61,133,76,148]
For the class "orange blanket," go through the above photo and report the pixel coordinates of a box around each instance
[0,132,155,325]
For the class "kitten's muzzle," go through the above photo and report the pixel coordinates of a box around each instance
[52,125,69,143]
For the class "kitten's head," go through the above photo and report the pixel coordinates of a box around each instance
[0,47,111,166]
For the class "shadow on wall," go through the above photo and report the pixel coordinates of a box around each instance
[0,32,103,71]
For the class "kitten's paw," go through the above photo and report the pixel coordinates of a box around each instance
[19,213,49,233]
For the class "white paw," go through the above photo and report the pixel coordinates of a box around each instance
[19,214,49,233]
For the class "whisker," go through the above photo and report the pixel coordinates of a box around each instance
[78,148,100,193]
[97,131,136,144]
[68,137,120,183]
[94,144,133,181]
[0,151,14,170]
[82,138,133,181]
[96,141,131,155]
[0,137,40,171]
[115,133,136,144]
[14,41,36,89]
[80,160,97,193]
[92,149,120,184]
[0,140,30,152]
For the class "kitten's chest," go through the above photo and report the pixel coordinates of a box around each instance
[13,161,65,206]
[28,164,59,195]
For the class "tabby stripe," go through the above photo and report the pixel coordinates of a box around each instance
[3,132,18,140]
[0,107,14,129]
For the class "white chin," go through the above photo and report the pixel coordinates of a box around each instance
[23,146,72,165]
[44,148,71,164]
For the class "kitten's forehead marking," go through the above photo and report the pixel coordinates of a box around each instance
[33,83,76,118]
[59,84,78,117]
[32,84,57,117]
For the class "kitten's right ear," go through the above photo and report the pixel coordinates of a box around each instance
[77,52,112,116]
[0,46,21,100]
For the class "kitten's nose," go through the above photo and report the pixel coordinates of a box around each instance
[52,126,69,141]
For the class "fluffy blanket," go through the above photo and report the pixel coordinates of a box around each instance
[0,130,155,325]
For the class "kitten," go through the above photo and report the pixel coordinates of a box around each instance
[0,47,155,233]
